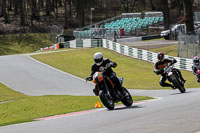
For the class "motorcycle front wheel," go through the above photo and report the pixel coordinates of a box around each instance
[173,79,186,93]
[99,90,115,110]
[121,87,133,107]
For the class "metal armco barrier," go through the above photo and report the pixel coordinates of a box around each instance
[63,39,102,48]
[64,39,193,71]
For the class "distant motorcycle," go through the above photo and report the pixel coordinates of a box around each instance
[163,63,186,93]
[92,63,133,110]
[195,69,200,82]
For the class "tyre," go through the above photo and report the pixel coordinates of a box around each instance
[121,87,133,107]
[173,79,185,93]
[164,34,169,40]
[179,86,186,93]
[99,90,115,110]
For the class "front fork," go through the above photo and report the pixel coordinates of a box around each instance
[102,79,113,99]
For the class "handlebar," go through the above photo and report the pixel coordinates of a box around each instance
[86,62,117,81]
[100,63,111,74]
[165,59,176,68]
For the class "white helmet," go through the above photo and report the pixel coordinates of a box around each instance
[94,52,103,66]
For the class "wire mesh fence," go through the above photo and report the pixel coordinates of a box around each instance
[178,34,200,59]
[73,28,121,40]
[48,25,64,43]
[73,12,164,40]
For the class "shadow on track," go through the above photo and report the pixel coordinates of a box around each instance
[170,90,193,95]
[108,105,144,111]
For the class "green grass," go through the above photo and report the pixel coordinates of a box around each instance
[0,94,151,126]
[142,38,165,41]
[0,81,152,126]
[149,45,178,57]
[0,33,52,55]
[0,35,153,126]
[32,47,199,89]
[0,39,195,126]
[0,95,99,126]
[0,82,28,102]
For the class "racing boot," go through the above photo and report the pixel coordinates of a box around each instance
[196,75,200,82]
[170,84,176,90]
[93,86,99,96]
[175,69,186,84]
[181,78,186,84]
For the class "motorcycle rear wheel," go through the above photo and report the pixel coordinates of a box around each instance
[99,90,115,110]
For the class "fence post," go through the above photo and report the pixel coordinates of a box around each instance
[199,35,200,46]
[178,35,180,57]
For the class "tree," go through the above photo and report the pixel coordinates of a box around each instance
[31,0,37,20]
[74,0,86,27]
[8,0,12,11]
[139,0,146,12]
[40,0,44,8]
[46,0,51,16]
[64,0,69,28]
[14,0,19,15]
[19,0,25,26]
[55,0,59,19]
[183,0,194,34]
[150,0,156,10]
[2,0,9,23]
[162,0,170,30]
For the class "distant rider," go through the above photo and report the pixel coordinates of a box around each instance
[192,56,200,82]
[154,52,186,89]
[86,52,125,96]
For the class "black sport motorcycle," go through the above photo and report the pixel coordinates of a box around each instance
[163,62,186,93]
[91,63,133,110]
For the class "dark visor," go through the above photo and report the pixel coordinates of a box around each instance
[94,58,102,63]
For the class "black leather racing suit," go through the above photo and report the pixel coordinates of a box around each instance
[154,59,185,88]
[90,58,122,90]
[192,63,200,82]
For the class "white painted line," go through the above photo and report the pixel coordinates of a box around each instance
[0,99,15,104]
[26,54,94,85]
[26,49,76,56]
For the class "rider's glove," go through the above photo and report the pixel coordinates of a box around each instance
[110,62,117,68]
[105,63,111,69]
[156,71,161,75]
[160,69,164,73]
[172,59,177,64]
[154,70,163,75]
[86,76,92,81]
[154,70,160,75]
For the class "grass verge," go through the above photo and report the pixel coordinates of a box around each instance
[32,47,199,89]
[149,45,178,57]
[0,82,152,126]
[0,33,52,55]
[0,82,28,102]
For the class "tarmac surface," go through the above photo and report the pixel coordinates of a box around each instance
[0,47,199,133]
[121,40,178,49]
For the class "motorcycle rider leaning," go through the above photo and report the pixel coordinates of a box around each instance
[154,52,186,89]
[86,52,125,96]
[192,56,200,82]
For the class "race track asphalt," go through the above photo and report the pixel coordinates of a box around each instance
[0,54,94,96]
[0,53,200,133]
